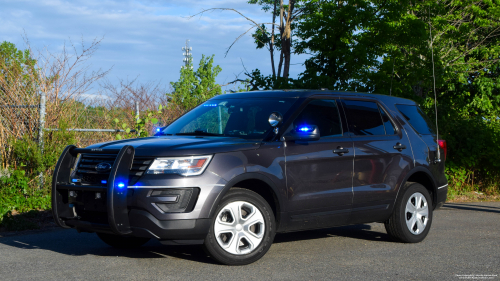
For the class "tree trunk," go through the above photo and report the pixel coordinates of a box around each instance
[281,0,295,80]
[277,0,285,78]
[270,0,277,78]
[278,51,284,78]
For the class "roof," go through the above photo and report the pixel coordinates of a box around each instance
[211,90,416,105]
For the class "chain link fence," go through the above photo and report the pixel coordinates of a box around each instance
[0,90,144,169]
[0,67,41,168]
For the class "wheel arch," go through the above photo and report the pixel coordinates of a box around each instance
[208,173,284,231]
[395,167,438,209]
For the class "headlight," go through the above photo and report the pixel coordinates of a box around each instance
[146,155,212,176]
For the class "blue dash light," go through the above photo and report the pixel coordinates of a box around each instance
[298,126,313,132]
[101,180,107,184]
[156,128,161,132]
[72,179,78,183]
[117,183,125,189]
[203,103,218,107]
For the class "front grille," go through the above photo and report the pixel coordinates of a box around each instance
[75,154,154,186]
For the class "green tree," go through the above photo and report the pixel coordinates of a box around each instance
[293,0,409,91]
[367,0,500,118]
[169,54,223,110]
[0,41,38,97]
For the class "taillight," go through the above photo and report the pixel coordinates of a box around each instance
[437,139,447,161]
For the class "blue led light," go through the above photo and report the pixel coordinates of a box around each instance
[298,126,313,132]
[101,180,107,184]
[72,179,78,183]
[203,103,218,107]
[117,183,125,189]
[156,128,161,132]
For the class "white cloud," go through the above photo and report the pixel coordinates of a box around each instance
[1,0,309,93]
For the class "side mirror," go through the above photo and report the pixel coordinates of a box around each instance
[268,112,283,127]
[282,125,320,142]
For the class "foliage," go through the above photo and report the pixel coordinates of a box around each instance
[0,170,51,227]
[7,122,76,178]
[0,121,76,227]
[440,116,500,195]
[293,0,407,90]
[0,41,38,96]
[114,105,163,140]
[169,54,222,111]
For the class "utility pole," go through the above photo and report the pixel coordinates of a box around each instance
[181,40,193,69]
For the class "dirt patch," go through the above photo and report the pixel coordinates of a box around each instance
[447,192,500,203]
[0,210,58,236]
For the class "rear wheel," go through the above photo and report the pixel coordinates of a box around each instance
[96,232,150,249]
[204,188,276,265]
[385,182,433,243]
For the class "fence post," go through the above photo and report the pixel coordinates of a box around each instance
[38,90,46,189]
[135,101,140,137]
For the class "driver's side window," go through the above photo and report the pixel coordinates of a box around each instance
[292,99,343,137]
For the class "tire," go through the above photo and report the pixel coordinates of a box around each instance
[96,232,150,249]
[385,182,433,243]
[203,188,276,265]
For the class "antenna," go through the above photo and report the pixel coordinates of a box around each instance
[429,9,441,163]
[181,40,193,69]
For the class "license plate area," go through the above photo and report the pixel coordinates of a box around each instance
[68,190,108,224]
[82,190,107,212]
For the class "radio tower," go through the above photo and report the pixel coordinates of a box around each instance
[181,40,193,69]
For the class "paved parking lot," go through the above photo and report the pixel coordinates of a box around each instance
[0,202,499,280]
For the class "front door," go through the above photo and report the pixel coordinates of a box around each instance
[284,98,354,231]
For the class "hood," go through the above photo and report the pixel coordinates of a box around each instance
[85,136,261,156]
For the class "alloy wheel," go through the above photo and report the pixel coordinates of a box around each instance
[214,201,265,255]
[405,192,429,235]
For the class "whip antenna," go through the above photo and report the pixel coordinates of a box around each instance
[429,9,441,163]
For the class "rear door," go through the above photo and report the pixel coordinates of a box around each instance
[340,98,413,223]
[284,97,354,230]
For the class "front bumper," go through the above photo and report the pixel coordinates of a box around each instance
[52,145,223,240]
[65,211,211,240]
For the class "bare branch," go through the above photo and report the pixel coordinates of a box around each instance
[224,26,264,58]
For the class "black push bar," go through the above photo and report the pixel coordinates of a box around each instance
[52,145,135,235]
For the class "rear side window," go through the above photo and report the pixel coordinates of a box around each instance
[396,105,435,135]
[292,99,343,137]
[343,100,387,136]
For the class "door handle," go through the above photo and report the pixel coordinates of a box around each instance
[393,142,406,152]
[333,146,349,156]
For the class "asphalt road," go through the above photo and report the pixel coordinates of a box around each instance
[0,202,499,281]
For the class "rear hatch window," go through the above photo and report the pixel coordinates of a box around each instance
[396,105,436,135]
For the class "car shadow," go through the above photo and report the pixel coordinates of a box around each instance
[274,224,393,244]
[0,223,393,265]
[0,232,217,264]
[442,203,500,214]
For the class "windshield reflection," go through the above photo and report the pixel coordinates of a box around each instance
[162,98,296,140]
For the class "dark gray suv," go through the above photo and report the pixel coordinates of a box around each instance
[52,90,448,265]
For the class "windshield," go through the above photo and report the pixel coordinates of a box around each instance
[162,97,296,140]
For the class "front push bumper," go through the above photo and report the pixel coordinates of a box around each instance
[52,145,211,240]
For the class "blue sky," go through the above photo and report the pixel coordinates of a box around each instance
[1,0,309,95]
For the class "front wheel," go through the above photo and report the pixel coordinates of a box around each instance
[97,232,150,249]
[385,182,433,243]
[204,188,276,265]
